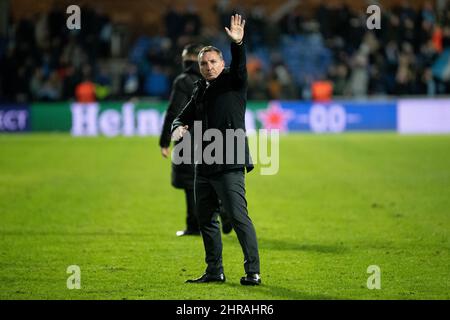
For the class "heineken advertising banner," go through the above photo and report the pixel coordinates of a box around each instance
[29,101,265,136]
[258,101,397,133]
[397,99,450,134]
[29,100,397,136]
[0,104,30,132]
[1,99,450,135]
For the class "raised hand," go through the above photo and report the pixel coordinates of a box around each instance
[225,14,246,44]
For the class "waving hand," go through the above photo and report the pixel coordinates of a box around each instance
[225,14,246,44]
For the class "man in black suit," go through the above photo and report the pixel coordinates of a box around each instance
[172,14,261,285]
[159,44,232,237]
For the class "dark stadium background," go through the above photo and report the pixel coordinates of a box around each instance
[1,0,449,104]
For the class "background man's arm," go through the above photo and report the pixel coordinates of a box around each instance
[171,92,196,141]
[159,77,190,149]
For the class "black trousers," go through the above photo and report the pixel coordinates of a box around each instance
[184,188,199,232]
[195,169,260,275]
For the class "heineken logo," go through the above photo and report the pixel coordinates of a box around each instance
[71,102,161,136]
[70,102,257,137]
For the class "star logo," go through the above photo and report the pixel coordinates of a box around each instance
[257,101,294,132]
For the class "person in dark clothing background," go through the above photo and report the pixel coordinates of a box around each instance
[172,14,261,285]
[159,43,232,237]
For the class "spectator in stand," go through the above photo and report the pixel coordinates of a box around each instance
[348,53,369,97]
[248,68,269,100]
[75,65,96,103]
[1,1,449,102]
[329,63,349,97]
[121,63,141,98]
[165,5,185,43]
[182,4,203,37]
[311,80,333,101]
[418,67,437,96]
[40,71,62,101]
[75,80,96,103]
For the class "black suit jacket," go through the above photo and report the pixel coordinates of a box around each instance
[172,42,254,176]
[159,61,202,148]
[159,61,201,189]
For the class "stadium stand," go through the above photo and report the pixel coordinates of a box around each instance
[1,0,449,103]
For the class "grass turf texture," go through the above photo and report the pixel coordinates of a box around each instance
[0,133,449,300]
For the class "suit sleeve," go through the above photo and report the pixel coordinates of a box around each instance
[229,41,247,87]
[159,77,191,148]
[171,90,196,135]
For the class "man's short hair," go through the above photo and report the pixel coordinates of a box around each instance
[182,43,204,60]
[198,46,223,60]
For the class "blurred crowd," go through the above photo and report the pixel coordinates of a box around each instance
[1,0,449,103]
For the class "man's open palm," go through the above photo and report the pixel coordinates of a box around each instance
[225,14,246,43]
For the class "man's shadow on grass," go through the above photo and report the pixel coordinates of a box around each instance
[219,237,348,299]
[223,282,344,300]
[252,238,348,254]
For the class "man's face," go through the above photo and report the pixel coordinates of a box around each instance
[199,51,225,81]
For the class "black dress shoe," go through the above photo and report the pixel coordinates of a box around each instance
[240,273,261,286]
[176,230,200,237]
[185,273,226,283]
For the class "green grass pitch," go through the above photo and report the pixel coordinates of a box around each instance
[0,133,449,299]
